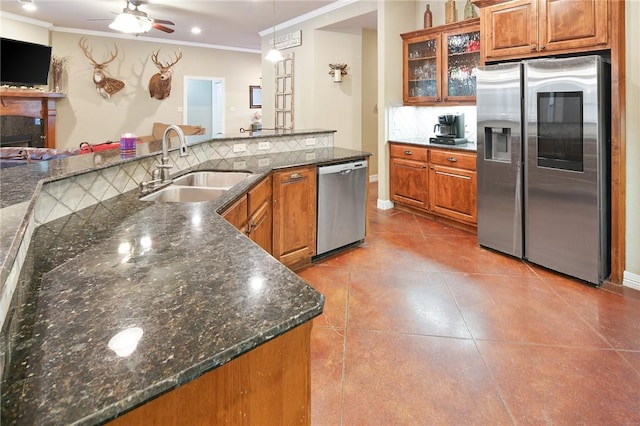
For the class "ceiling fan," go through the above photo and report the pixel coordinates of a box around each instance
[90,0,175,35]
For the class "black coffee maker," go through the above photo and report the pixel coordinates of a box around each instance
[430,113,467,145]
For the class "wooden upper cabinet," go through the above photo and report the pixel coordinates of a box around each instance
[402,19,480,106]
[481,0,537,60]
[539,0,608,51]
[480,0,609,62]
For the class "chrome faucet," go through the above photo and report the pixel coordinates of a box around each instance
[140,124,189,193]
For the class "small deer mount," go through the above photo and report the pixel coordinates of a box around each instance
[149,49,183,100]
[329,63,348,83]
[79,37,125,99]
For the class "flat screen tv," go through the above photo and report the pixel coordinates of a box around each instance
[1,38,52,87]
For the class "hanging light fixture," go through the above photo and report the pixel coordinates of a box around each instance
[266,0,283,62]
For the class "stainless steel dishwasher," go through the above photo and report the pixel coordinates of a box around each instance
[316,159,368,257]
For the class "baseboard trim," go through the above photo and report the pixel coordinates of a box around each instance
[377,199,394,210]
[622,271,640,291]
[369,174,378,183]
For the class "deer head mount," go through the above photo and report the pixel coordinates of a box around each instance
[78,37,125,99]
[149,49,182,100]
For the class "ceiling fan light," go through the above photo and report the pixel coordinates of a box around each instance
[18,0,37,11]
[109,13,152,34]
[266,48,283,63]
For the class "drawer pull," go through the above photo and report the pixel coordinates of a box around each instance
[437,171,470,179]
[447,157,458,162]
[289,173,302,179]
[404,150,412,155]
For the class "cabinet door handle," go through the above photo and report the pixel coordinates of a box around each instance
[437,170,470,179]
[444,97,448,101]
[436,97,441,102]
[245,228,251,235]
[289,173,302,179]
[422,164,427,169]
[404,150,412,155]
[447,157,458,162]
[540,45,546,50]
[531,45,537,51]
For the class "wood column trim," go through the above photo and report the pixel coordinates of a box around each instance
[0,90,66,149]
[609,0,626,284]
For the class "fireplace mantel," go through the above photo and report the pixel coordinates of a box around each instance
[0,90,66,149]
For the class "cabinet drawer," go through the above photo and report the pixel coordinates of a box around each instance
[390,144,428,162]
[248,175,271,215]
[430,150,476,170]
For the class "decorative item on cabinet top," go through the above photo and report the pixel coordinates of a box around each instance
[329,64,348,83]
[423,4,433,29]
[464,0,478,19]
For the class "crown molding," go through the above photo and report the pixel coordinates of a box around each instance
[258,0,360,36]
[0,10,54,28]
[52,27,261,54]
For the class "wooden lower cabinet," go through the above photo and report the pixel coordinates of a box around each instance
[428,149,477,225]
[390,143,477,227]
[272,166,316,269]
[109,321,313,426]
[247,175,272,253]
[390,144,429,210]
[221,175,272,253]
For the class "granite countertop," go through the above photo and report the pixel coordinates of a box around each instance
[0,131,368,425]
[389,137,477,152]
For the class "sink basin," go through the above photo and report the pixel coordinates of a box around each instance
[140,186,227,203]
[172,171,252,189]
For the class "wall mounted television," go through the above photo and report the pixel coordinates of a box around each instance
[1,38,52,87]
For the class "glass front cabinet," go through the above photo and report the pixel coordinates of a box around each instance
[402,18,480,106]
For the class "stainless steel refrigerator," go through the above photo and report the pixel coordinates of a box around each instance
[476,55,610,285]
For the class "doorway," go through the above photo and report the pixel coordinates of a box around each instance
[184,76,224,137]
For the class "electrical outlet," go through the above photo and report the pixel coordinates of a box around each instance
[305,137,316,146]
[233,160,247,170]
[305,152,316,161]
[233,143,246,153]
[258,141,270,150]
[258,158,271,167]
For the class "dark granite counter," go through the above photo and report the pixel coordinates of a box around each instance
[0,130,368,425]
[389,137,477,152]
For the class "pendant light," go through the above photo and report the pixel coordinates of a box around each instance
[266,0,283,62]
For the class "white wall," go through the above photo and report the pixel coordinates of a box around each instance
[361,28,378,176]
[1,14,262,149]
[0,12,50,44]
[260,0,377,151]
[51,31,261,148]
[625,0,640,279]
[376,1,418,203]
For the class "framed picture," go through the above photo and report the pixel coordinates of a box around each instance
[249,85,262,109]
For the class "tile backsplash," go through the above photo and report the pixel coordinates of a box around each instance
[388,105,477,143]
[33,132,334,226]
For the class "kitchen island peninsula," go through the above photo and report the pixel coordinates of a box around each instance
[0,129,369,424]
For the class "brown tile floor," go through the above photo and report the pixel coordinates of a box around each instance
[298,183,640,425]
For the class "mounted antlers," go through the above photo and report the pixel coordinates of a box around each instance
[78,37,125,99]
[149,49,183,100]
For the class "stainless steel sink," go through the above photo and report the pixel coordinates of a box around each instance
[140,186,227,203]
[172,171,252,189]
